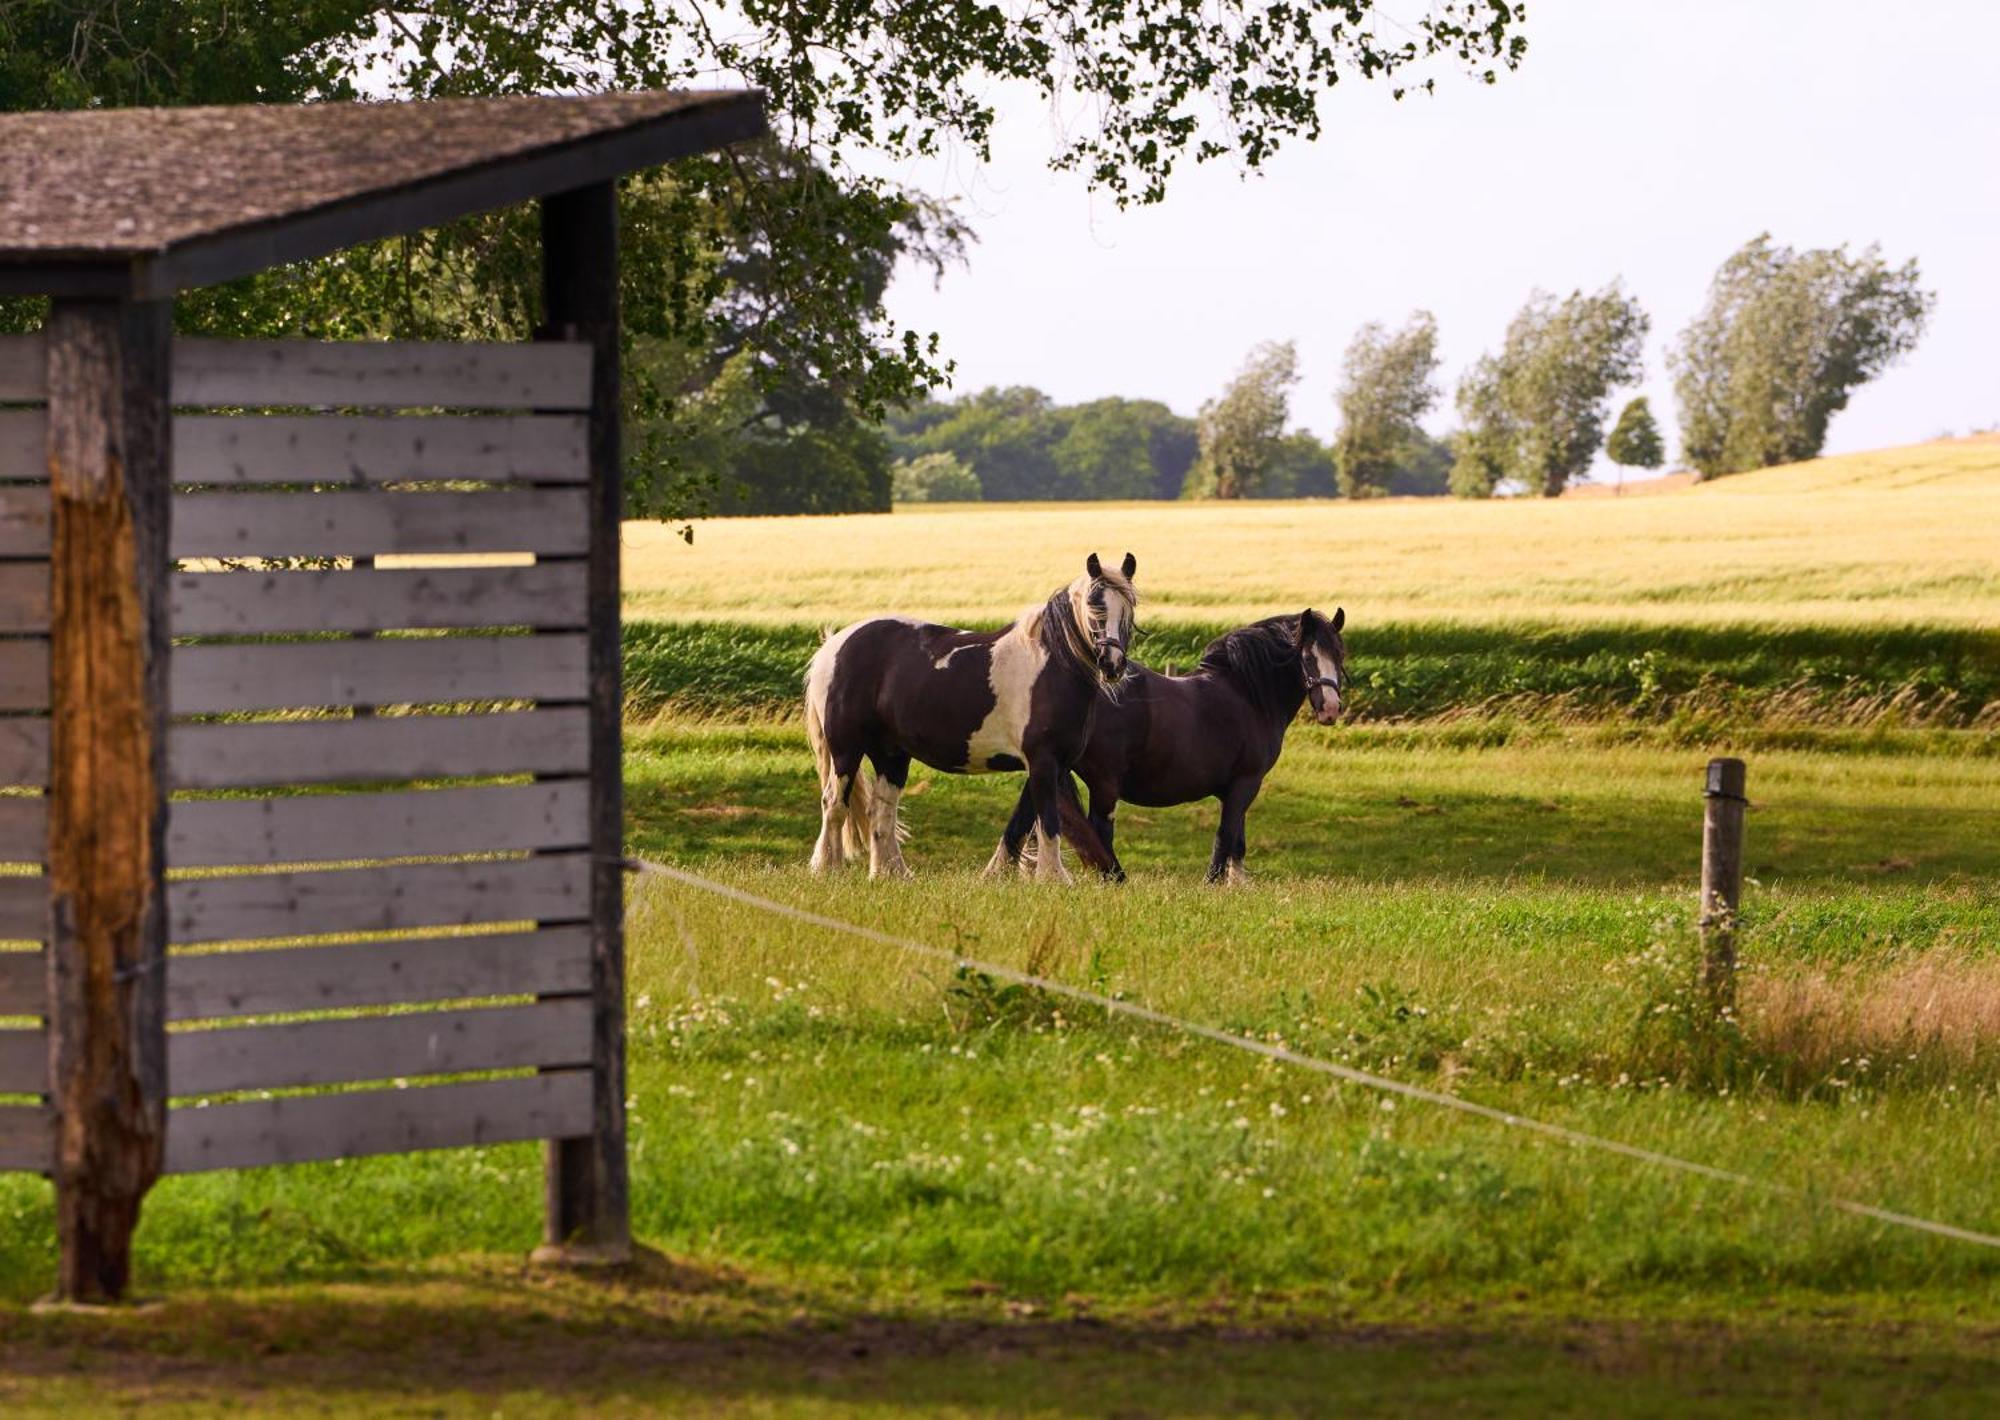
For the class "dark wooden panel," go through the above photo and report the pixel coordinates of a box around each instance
[0,485,49,557]
[0,875,42,942]
[167,927,591,1021]
[0,948,41,1014]
[0,563,49,635]
[0,720,48,788]
[173,414,587,486]
[162,1071,592,1173]
[172,489,588,559]
[0,409,46,481]
[170,563,586,636]
[168,707,587,790]
[0,335,42,404]
[0,797,44,864]
[169,998,591,1096]
[0,639,47,711]
[0,1026,43,1093]
[169,782,589,868]
[167,853,590,945]
[171,633,586,715]
[172,339,592,412]
[0,1105,50,1172]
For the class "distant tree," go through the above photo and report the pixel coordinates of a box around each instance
[1255,430,1339,498]
[1605,396,1666,489]
[1670,235,1933,479]
[892,387,1063,499]
[1056,399,1174,499]
[1185,341,1300,499]
[1333,312,1441,498]
[1388,430,1454,496]
[1145,408,1201,498]
[1452,284,1649,497]
[892,451,983,503]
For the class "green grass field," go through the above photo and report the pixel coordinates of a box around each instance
[5,443,1999,1415]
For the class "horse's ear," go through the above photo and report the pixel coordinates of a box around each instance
[1297,608,1321,644]
[1121,551,1137,579]
[1330,606,1346,634]
[1086,552,1104,580]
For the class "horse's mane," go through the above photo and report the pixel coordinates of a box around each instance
[1032,569,1139,686]
[1197,615,1303,716]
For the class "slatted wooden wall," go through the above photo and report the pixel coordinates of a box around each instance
[0,381,49,1169]
[0,333,612,1176]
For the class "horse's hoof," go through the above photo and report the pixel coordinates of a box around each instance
[980,843,1017,880]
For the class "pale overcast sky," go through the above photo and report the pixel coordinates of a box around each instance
[874,0,2000,472]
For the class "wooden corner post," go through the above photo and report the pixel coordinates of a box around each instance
[537,181,631,1260]
[44,299,173,1302]
[1699,757,1747,1014]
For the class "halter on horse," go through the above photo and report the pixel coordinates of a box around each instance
[804,553,1139,882]
[994,607,1347,883]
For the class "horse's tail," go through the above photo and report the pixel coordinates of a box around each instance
[805,632,870,857]
[1053,773,1120,875]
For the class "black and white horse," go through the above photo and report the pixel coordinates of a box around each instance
[804,553,1140,882]
[993,608,1346,883]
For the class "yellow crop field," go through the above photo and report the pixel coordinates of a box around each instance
[619,437,2000,628]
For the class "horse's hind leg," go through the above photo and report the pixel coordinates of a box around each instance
[867,749,914,880]
[1086,784,1128,884]
[810,747,865,874]
[985,785,1037,879]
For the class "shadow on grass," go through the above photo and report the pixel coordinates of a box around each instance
[3,1249,1999,1415]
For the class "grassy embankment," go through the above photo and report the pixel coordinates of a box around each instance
[3,442,1997,1413]
[619,438,2000,727]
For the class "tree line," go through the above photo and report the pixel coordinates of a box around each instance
[891,234,1933,504]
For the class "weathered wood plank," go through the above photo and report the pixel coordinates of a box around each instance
[0,335,43,403]
[162,1071,592,1173]
[169,781,589,869]
[174,414,587,485]
[169,998,592,1096]
[0,485,50,557]
[168,707,587,790]
[167,927,592,1021]
[171,633,586,715]
[0,948,41,1014]
[170,564,587,636]
[46,297,173,1301]
[0,720,49,788]
[0,876,42,942]
[0,1026,44,1093]
[167,853,590,945]
[0,563,50,635]
[0,797,45,864]
[172,489,587,559]
[172,339,592,412]
[0,1105,50,1172]
[541,175,630,1258]
[0,409,47,481]
[0,639,48,711]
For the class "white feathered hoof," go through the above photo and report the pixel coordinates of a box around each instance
[980,841,1017,881]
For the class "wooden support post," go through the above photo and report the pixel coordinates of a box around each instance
[43,299,172,1302]
[1699,757,1747,1014]
[535,181,630,1262]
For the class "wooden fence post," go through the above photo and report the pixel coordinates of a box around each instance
[535,181,631,1262]
[1699,757,1747,1014]
[44,298,172,1302]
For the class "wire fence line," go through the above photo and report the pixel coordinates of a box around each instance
[632,857,2000,1254]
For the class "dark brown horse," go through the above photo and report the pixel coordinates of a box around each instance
[805,554,1139,882]
[993,608,1346,883]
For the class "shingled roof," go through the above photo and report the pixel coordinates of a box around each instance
[0,90,764,298]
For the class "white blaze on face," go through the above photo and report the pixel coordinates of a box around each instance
[1313,645,1344,717]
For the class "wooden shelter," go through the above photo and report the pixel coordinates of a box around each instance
[0,89,764,1301]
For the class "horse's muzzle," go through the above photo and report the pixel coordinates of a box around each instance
[1313,693,1343,725]
[1098,646,1127,679]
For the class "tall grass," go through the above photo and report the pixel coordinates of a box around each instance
[624,617,2000,725]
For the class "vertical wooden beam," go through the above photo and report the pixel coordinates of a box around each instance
[1700,757,1747,1014]
[535,181,630,1261]
[43,299,172,1302]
